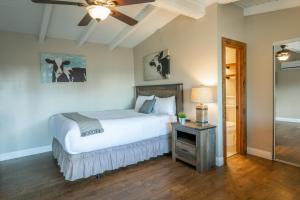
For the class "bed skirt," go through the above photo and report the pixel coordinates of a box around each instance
[52,134,171,181]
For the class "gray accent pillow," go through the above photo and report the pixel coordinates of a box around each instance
[138,99,156,114]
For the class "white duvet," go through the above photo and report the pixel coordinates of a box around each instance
[49,109,177,154]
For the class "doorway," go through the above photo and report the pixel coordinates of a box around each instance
[222,38,247,164]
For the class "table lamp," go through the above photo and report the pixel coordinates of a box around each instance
[191,86,214,125]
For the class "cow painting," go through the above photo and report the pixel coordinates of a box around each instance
[143,50,170,81]
[41,53,87,83]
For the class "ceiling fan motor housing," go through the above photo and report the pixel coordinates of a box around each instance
[31,0,150,26]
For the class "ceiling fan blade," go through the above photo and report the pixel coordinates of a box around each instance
[31,0,85,6]
[78,13,93,26]
[111,10,138,26]
[113,0,155,6]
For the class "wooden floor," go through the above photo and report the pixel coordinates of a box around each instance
[1,153,300,200]
[276,121,300,165]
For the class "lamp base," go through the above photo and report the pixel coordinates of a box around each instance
[196,104,208,125]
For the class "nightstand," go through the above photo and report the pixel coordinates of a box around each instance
[172,122,216,173]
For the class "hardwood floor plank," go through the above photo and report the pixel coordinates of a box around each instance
[1,153,300,200]
[275,121,300,165]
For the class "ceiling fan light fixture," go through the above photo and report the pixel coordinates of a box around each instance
[87,5,111,21]
[276,45,290,61]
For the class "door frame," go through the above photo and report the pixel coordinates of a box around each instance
[222,37,247,164]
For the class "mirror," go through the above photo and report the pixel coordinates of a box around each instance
[274,38,300,166]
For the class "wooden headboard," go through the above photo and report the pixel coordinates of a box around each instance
[135,83,183,115]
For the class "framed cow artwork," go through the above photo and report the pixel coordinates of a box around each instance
[40,53,87,83]
[143,49,170,81]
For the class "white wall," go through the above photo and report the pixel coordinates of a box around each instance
[0,31,134,154]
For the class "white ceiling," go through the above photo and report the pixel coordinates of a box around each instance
[0,0,242,49]
[235,0,300,16]
[235,0,279,8]
[287,41,300,53]
[0,0,179,48]
[0,0,43,35]
[1,0,300,48]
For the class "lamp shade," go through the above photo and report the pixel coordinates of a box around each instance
[191,86,215,103]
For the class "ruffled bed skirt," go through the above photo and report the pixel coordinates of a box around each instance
[52,134,171,181]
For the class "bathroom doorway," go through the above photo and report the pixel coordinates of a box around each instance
[222,38,247,164]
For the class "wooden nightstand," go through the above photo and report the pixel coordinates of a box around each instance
[172,122,216,173]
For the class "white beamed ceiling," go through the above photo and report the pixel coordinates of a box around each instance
[1,0,300,48]
[0,0,43,36]
[235,0,300,16]
[0,0,183,48]
[0,0,152,47]
[235,0,278,8]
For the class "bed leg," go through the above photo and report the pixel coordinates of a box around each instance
[95,174,101,180]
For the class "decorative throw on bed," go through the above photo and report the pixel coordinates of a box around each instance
[62,112,104,137]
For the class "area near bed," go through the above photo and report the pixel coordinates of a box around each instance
[50,109,176,154]
[50,84,183,180]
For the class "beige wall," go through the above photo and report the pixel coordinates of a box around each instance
[217,4,245,43]
[134,3,300,156]
[133,4,245,162]
[225,47,237,64]
[4,3,300,158]
[225,47,237,123]
[217,4,245,158]
[134,4,220,158]
[0,32,134,154]
[134,4,219,124]
[246,7,300,152]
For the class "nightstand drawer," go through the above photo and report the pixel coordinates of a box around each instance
[175,148,196,165]
[176,140,196,155]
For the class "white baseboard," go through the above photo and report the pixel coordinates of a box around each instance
[216,156,224,166]
[275,159,300,168]
[0,145,52,162]
[276,117,300,123]
[247,147,272,160]
[0,146,272,164]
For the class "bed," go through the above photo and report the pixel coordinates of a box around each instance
[51,84,183,181]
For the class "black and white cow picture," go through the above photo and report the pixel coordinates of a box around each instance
[144,50,170,81]
[45,58,86,82]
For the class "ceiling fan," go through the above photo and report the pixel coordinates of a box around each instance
[31,0,155,26]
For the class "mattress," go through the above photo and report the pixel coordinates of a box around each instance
[49,109,176,154]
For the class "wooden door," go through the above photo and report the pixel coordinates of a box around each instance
[222,38,247,164]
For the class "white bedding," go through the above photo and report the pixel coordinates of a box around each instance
[49,109,176,154]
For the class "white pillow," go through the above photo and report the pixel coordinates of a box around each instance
[135,95,154,112]
[153,96,176,115]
